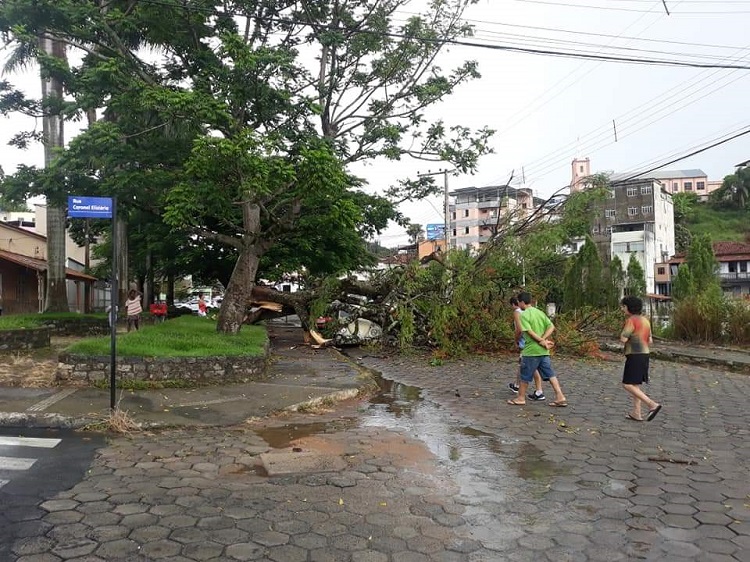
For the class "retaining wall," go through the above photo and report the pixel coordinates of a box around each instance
[56,351,269,384]
[0,328,50,351]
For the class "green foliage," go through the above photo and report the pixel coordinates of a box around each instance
[67,315,267,357]
[625,254,647,298]
[563,236,603,311]
[725,299,750,346]
[607,256,626,309]
[672,285,726,343]
[711,166,750,210]
[682,233,719,295]
[0,312,105,329]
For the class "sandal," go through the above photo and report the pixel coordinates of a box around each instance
[507,399,526,406]
[626,413,643,422]
[549,400,568,407]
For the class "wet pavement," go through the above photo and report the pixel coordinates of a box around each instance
[1,341,748,561]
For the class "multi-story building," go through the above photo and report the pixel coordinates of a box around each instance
[588,177,675,294]
[447,185,543,250]
[572,158,723,202]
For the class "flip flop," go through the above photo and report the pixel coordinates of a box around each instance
[646,404,662,421]
[549,401,568,407]
[507,399,526,406]
[626,413,643,422]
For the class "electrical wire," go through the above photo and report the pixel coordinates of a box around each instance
[512,0,750,14]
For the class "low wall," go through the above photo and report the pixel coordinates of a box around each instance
[40,318,109,337]
[56,350,269,384]
[0,328,50,351]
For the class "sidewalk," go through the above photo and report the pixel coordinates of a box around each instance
[0,326,747,430]
[0,325,371,429]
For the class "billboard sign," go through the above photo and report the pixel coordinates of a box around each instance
[67,196,113,219]
[426,223,445,240]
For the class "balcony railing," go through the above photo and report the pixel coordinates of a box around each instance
[720,272,750,281]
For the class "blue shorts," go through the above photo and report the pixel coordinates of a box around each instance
[520,355,556,383]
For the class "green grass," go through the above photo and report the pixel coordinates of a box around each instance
[687,206,750,242]
[0,312,106,330]
[67,315,268,358]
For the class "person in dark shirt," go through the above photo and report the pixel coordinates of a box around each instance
[620,296,661,422]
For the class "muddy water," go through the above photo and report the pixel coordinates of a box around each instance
[256,372,568,545]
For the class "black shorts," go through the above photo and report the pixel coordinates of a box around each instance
[623,354,649,385]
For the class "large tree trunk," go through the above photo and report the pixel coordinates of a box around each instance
[216,246,260,334]
[40,35,69,313]
[216,200,265,334]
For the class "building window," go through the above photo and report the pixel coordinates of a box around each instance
[642,205,653,214]
[605,209,616,218]
[684,181,693,191]
[452,229,456,237]
[452,212,456,220]
[593,224,600,234]
[579,165,584,173]
[697,181,705,190]
[657,267,665,275]
[605,226,612,235]
[463,209,469,217]
[628,207,639,216]
[464,226,469,235]
[672,182,679,191]
[626,187,638,197]
[640,185,652,195]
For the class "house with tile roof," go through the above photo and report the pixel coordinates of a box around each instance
[654,241,750,298]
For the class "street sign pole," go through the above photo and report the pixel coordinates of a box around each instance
[109,196,118,411]
[67,195,116,411]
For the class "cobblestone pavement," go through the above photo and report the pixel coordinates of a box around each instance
[6,351,750,561]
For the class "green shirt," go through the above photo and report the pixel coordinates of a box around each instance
[519,306,553,357]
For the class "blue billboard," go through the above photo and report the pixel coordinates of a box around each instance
[68,196,113,219]
[426,223,445,240]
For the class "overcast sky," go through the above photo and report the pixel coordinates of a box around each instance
[2,0,749,247]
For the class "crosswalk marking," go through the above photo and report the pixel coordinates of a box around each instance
[0,436,61,448]
[26,388,78,412]
[0,456,37,471]
[0,479,9,489]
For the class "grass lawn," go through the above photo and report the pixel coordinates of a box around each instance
[687,206,750,242]
[0,312,106,330]
[66,315,268,357]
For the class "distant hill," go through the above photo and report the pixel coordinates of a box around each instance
[686,205,750,243]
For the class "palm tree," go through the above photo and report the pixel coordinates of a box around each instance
[3,34,70,311]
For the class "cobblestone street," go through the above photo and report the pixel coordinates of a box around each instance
[5,350,750,561]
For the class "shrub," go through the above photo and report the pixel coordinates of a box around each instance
[725,298,750,346]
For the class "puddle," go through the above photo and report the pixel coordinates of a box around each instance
[511,443,562,481]
[254,419,357,449]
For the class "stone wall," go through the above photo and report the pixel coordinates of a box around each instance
[56,351,269,384]
[0,328,50,351]
[40,318,109,337]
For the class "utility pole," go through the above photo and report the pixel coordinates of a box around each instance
[418,169,454,251]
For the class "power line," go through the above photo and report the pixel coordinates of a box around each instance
[512,0,750,13]
[125,0,750,70]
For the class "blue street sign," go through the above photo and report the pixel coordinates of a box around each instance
[426,223,445,240]
[68,196,113,219]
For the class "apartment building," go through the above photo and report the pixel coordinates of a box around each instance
[572,158,723,202]
[447,185,543,250]
[588,178,675,294]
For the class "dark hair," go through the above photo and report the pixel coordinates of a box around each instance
[517,292,532,305]
[620,296,643,314]
[509,296,519,306]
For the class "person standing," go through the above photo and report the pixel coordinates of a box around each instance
[507,292,568,407]
[124,289,142,332]
[507,296,545,401]
[197,294,208,317]
[620,296,662,422]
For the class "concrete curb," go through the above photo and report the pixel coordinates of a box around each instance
[599,342,750,373]
[0,412,95,430]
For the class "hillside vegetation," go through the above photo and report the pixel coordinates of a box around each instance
[686,205,750,242]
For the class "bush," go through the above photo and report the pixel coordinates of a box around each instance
[672,285,726,343]
[725,298,750,346]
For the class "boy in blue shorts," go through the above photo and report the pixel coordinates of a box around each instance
[507,292,568,407]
